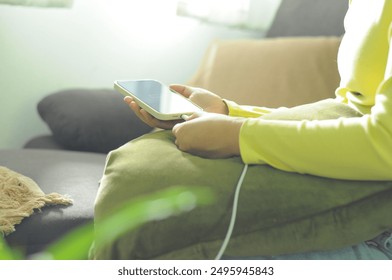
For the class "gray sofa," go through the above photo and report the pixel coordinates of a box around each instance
[1,0,348,256]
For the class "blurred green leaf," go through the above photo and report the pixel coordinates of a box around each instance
[0,234,23,260]
[38,186,213,260]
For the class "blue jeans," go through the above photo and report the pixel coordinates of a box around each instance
[224,231,392,260]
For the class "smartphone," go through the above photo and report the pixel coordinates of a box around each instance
[114,79,202,120]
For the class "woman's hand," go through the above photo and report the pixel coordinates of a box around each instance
[123,84,228,130]
[124,96,181,130]
[170,84,229,115]
[172,112,244,159]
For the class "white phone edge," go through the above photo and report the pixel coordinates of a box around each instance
[114,80,199,121]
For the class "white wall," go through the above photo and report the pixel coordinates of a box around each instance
[0,0,280,149]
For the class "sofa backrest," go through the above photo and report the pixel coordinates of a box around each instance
[266,0,348,38]
[188,1,347,108]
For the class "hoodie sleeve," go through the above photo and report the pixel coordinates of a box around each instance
[230,22,392,180]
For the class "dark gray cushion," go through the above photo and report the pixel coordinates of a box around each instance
[267,0,348,38]
[1,149,106,255]
[38,89,153,154]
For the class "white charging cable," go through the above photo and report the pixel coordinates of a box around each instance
[215,164,249,260]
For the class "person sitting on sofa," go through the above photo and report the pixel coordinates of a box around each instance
[124,0,392,182]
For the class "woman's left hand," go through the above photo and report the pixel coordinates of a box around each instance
[172,113,244,159]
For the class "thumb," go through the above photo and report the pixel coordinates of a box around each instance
[181,111,203,121]
[170,84,194,98]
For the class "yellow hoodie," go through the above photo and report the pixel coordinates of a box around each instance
[227,0,392,180]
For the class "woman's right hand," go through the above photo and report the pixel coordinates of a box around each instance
[124,84,228,130]
[170,84,229,115]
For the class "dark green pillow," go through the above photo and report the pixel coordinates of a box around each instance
[92,99,392,259]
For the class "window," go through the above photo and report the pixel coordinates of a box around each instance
[0,0,72,8]
[177,0,281,31]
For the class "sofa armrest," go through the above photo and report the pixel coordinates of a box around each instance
[188,37,341,108]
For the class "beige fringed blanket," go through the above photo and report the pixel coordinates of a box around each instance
[0,166,73,236]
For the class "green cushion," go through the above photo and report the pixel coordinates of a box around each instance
[92,99,392,259]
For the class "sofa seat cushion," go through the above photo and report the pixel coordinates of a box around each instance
[1,149,106,255]
[24,135,66,150]
[92,100,392,260]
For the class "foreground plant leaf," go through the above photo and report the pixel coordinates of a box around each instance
[38,186,214,260]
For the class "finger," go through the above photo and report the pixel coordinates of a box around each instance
[180,114,191,121]
[182,111,205,122]
[172,122,181,135]
[125,97,148,122]
[124,96,141,114]
[172,124,184,150]
[123,96,134,104]
[169,84,194,98]
[139,109,161,127]
[124,96,138,112]
[139,109,182,130]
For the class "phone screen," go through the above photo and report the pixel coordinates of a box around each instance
[116,80,201,115]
